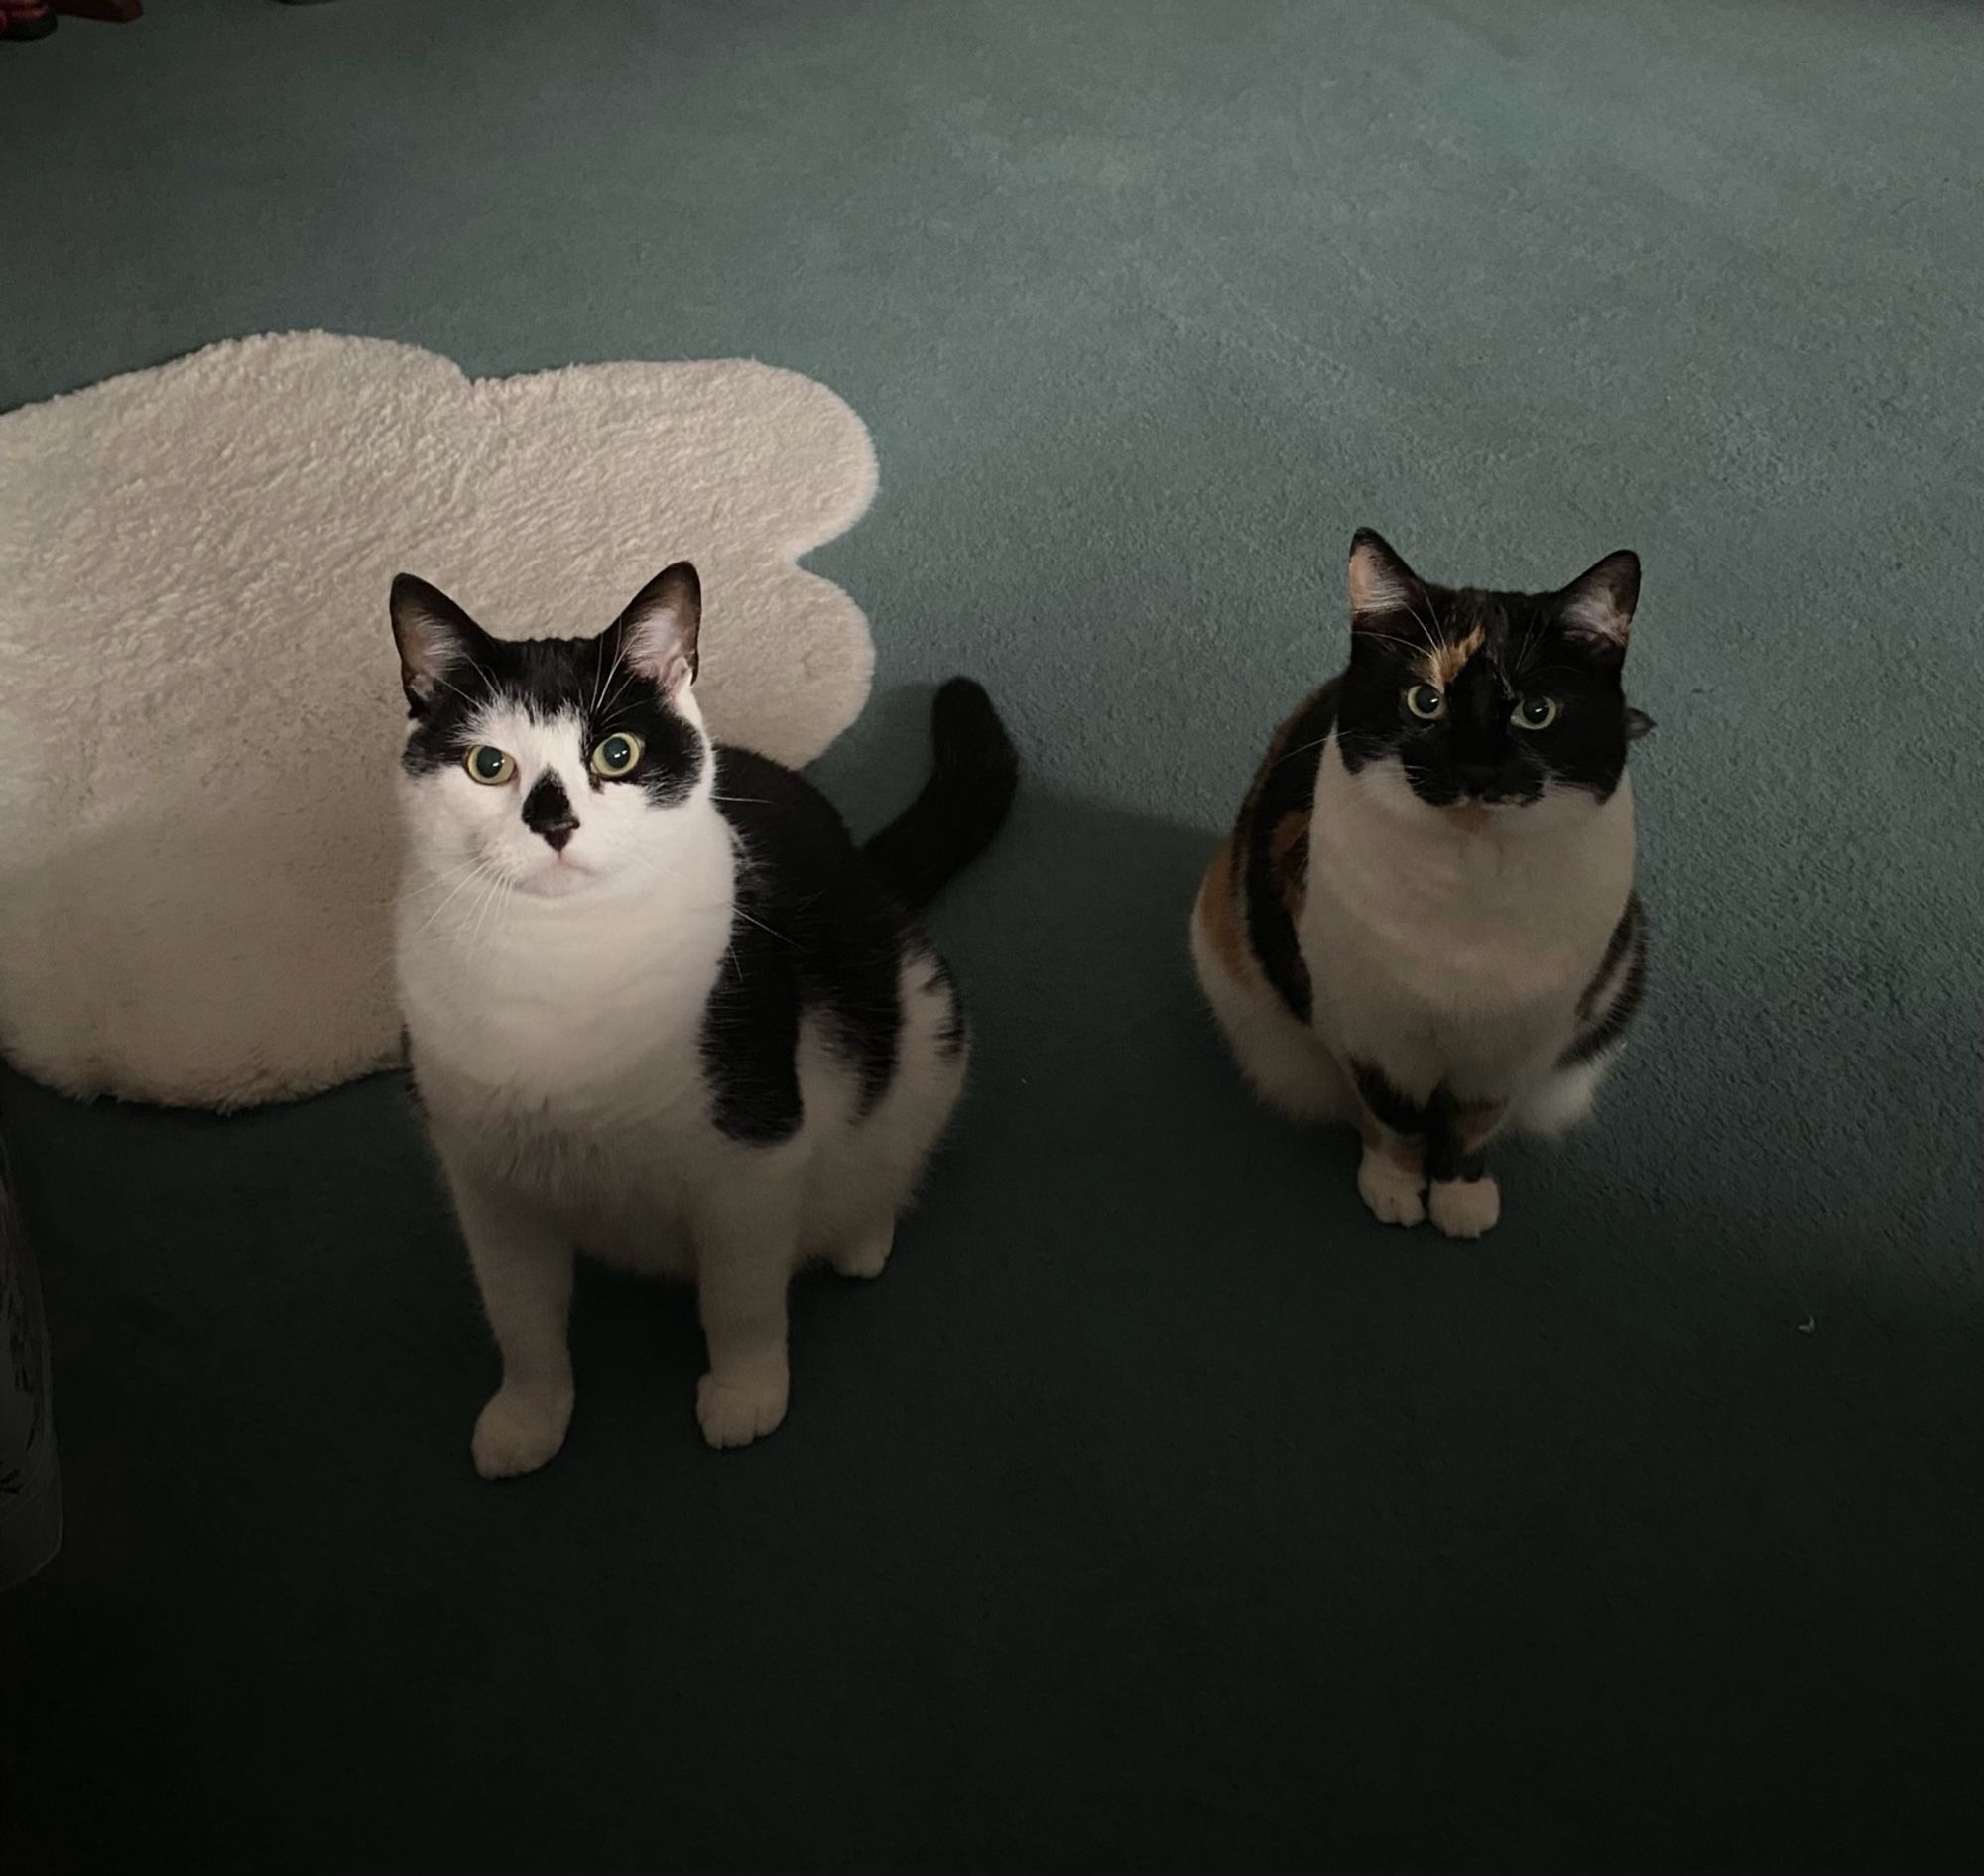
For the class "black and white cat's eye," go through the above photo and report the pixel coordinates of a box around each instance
[1512,695,1560,731]
[589,733,644,778]
[463,745,516,785]
[1403,683,1446,721]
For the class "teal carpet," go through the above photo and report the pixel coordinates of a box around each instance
[3,2,1980,1869]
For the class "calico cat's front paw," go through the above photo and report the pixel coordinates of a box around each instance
[471,1383,573,1479]
[696,1359,790,1449]
[1428,1175,1501,1239]
[1357,1149,1426,1227]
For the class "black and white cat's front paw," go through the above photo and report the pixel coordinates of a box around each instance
[471,1382,573,1479]
[1428,1174,1501,1239]
[696,1357,790,1450]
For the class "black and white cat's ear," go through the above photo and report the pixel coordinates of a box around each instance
[1556,550,1641,656]
[389,575,488,714]
[1347,528,1425,627]
[610,561,700,696]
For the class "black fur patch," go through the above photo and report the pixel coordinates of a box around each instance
[700,747,915,1144]
[921,951,968,1060]
[399,614,702,809]
[1337,575,1640,811]
[521,772,576,845]
[1351,1065,1495,1186]
[862,679,1019,912]
[1423,1088,1489,1186]
[1561,897,1649,1067]
[1238,681,1339,1024]
[1351,1059,1424,1137]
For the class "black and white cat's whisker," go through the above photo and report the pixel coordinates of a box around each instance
[410,859,502,939]
[589,634,630,719]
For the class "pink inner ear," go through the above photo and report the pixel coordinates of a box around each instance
[628,610,691,689]
[1349,547,1416,617]
[1563,589,1630,643]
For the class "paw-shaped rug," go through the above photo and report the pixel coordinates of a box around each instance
[0,333,877,1107]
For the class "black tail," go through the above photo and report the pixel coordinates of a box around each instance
[864,679,1019,911]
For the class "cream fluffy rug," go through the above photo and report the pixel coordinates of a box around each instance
[0,333,878,1108]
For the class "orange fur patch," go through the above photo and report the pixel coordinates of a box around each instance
[1267,807,1310,921]
[1358,1112,1425,1174]
[1426,624,1484,688]
[1196,838,1248,978]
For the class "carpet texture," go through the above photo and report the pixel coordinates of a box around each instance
[1,2,1980,1872]
[0,333,875,1106]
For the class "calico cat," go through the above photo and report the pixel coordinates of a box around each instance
[1191,530,1652,1238]
[390,563,1016,1471]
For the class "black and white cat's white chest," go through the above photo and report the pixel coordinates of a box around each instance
[399,817,736,1137]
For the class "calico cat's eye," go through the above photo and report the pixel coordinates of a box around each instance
[589,732,644,778]
[463,745,516,785]
[1404,683,1446,721]
[1512,695,1560,731]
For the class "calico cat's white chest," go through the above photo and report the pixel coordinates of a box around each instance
[1301,744,1633,1091]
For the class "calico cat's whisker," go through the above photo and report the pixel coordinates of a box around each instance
[1271,732,1334,771]
[1356,631,1436,662]
[1403,590,1444,664]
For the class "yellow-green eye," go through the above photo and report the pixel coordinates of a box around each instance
[463,745,515,785]
[1513,695,1559,731]
[589,732,644,778]
[1404,683,1446,721]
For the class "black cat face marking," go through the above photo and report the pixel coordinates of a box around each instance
[1335,530,1648,812]
[390,563,704,800]
[521,772,578,851]
[388,564,707,894]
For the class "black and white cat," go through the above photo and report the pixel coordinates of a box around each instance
[1191,530,1651,1238]
[390,563,1016,1471]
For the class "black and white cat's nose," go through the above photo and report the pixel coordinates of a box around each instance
[522,774,580,852]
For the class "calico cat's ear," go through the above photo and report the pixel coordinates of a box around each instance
[389,575,489,714]
[1347,529,1425,625]
[609,561,700,696]
[1556,551,1640,657]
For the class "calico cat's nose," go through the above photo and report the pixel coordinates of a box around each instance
[522,774,579,852]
